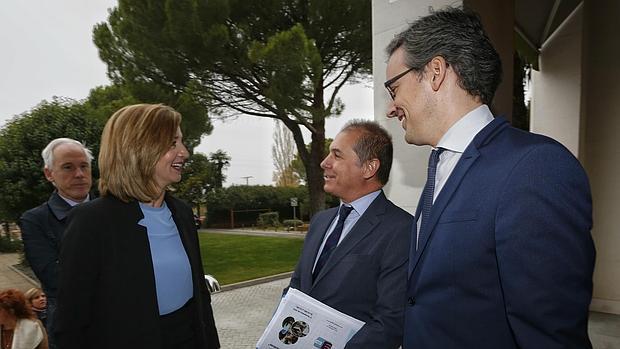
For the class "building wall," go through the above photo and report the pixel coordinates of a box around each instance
[582,0,620,315]
[530,5,582,156]
[464,0,514,121]
[372,0,455,212]
[529,2,620,315]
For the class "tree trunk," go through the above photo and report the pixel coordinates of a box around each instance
[306,117,326,218]
[280,114,326,218]
[305,73,329,218]
[2,222,10,239]
[195,202,202,228]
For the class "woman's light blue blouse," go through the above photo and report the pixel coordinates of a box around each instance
[139,201,193,315]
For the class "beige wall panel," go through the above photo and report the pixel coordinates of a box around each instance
[582,0,620,314]
[373,0,456,213]
[530,5,582,157]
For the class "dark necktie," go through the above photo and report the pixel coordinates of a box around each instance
[313,205,354,281]
[417,148,444,250]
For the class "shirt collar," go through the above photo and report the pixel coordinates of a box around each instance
[58,193,90,207]
[340,189,381,217]
[436,104,494,153]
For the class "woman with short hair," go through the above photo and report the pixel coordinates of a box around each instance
[55,104,220,349]
[0,288,48,349]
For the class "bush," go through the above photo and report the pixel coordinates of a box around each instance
[257,212,280,229]
[0,235,22,253]
[204,185,341,228]
[283,219,304,230]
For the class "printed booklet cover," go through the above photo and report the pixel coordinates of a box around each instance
[256,288,365,349]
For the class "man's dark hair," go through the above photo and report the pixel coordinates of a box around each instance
[386,6,502,105]
[342,120,393,185]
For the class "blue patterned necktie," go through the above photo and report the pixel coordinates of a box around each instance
[313,205,354,281]
[417,148,444,250]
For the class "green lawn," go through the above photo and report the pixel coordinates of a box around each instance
[198,232,304,285]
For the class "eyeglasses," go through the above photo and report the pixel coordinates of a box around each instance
[384,67,416,100]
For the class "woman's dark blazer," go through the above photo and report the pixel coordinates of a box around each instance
[55,193,220,349]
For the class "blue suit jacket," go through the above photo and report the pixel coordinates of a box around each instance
[404,117,595,348]
[290,191,413,348]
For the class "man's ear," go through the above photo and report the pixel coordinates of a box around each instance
[362,159,380,180]
[428,56,448,91]
[44,167,54,183]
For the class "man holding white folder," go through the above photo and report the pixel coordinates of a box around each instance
[288,120,413,348]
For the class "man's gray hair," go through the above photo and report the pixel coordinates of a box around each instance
[41,138,93,169]
[341,120,393,185]
[385,6,502,105]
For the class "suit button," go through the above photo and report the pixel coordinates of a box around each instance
[408,297,415,306]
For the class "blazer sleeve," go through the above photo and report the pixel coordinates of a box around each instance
[19,209,59,293]
[55,206,101,348]
[19,209,58,296]
[288,211,324,294]
[495,143,595,348]
[346,210,412,349]
[288,263,301,292]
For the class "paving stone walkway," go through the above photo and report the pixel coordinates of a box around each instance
[211,278,287,348]
[0,253,38,291]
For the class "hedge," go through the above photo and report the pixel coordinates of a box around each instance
[205,185,339,228]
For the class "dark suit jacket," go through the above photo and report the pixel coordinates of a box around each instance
[19,192,72,298]
[290,191,412,349]
[404,117,595,349]
[55,193,219,349]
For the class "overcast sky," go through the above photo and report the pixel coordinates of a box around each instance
[0,0,373,186]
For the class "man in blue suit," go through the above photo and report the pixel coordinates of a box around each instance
[289,120,413,348]
[384,7,595,349]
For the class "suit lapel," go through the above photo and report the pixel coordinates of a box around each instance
[311,192,387,288]
[165,194,198,265]
[408,194,424,274]
[408,117,509,279]
[303,208,337,289]
[48,191,96,222]
[47,192,72,221]
[47,192,73,242]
